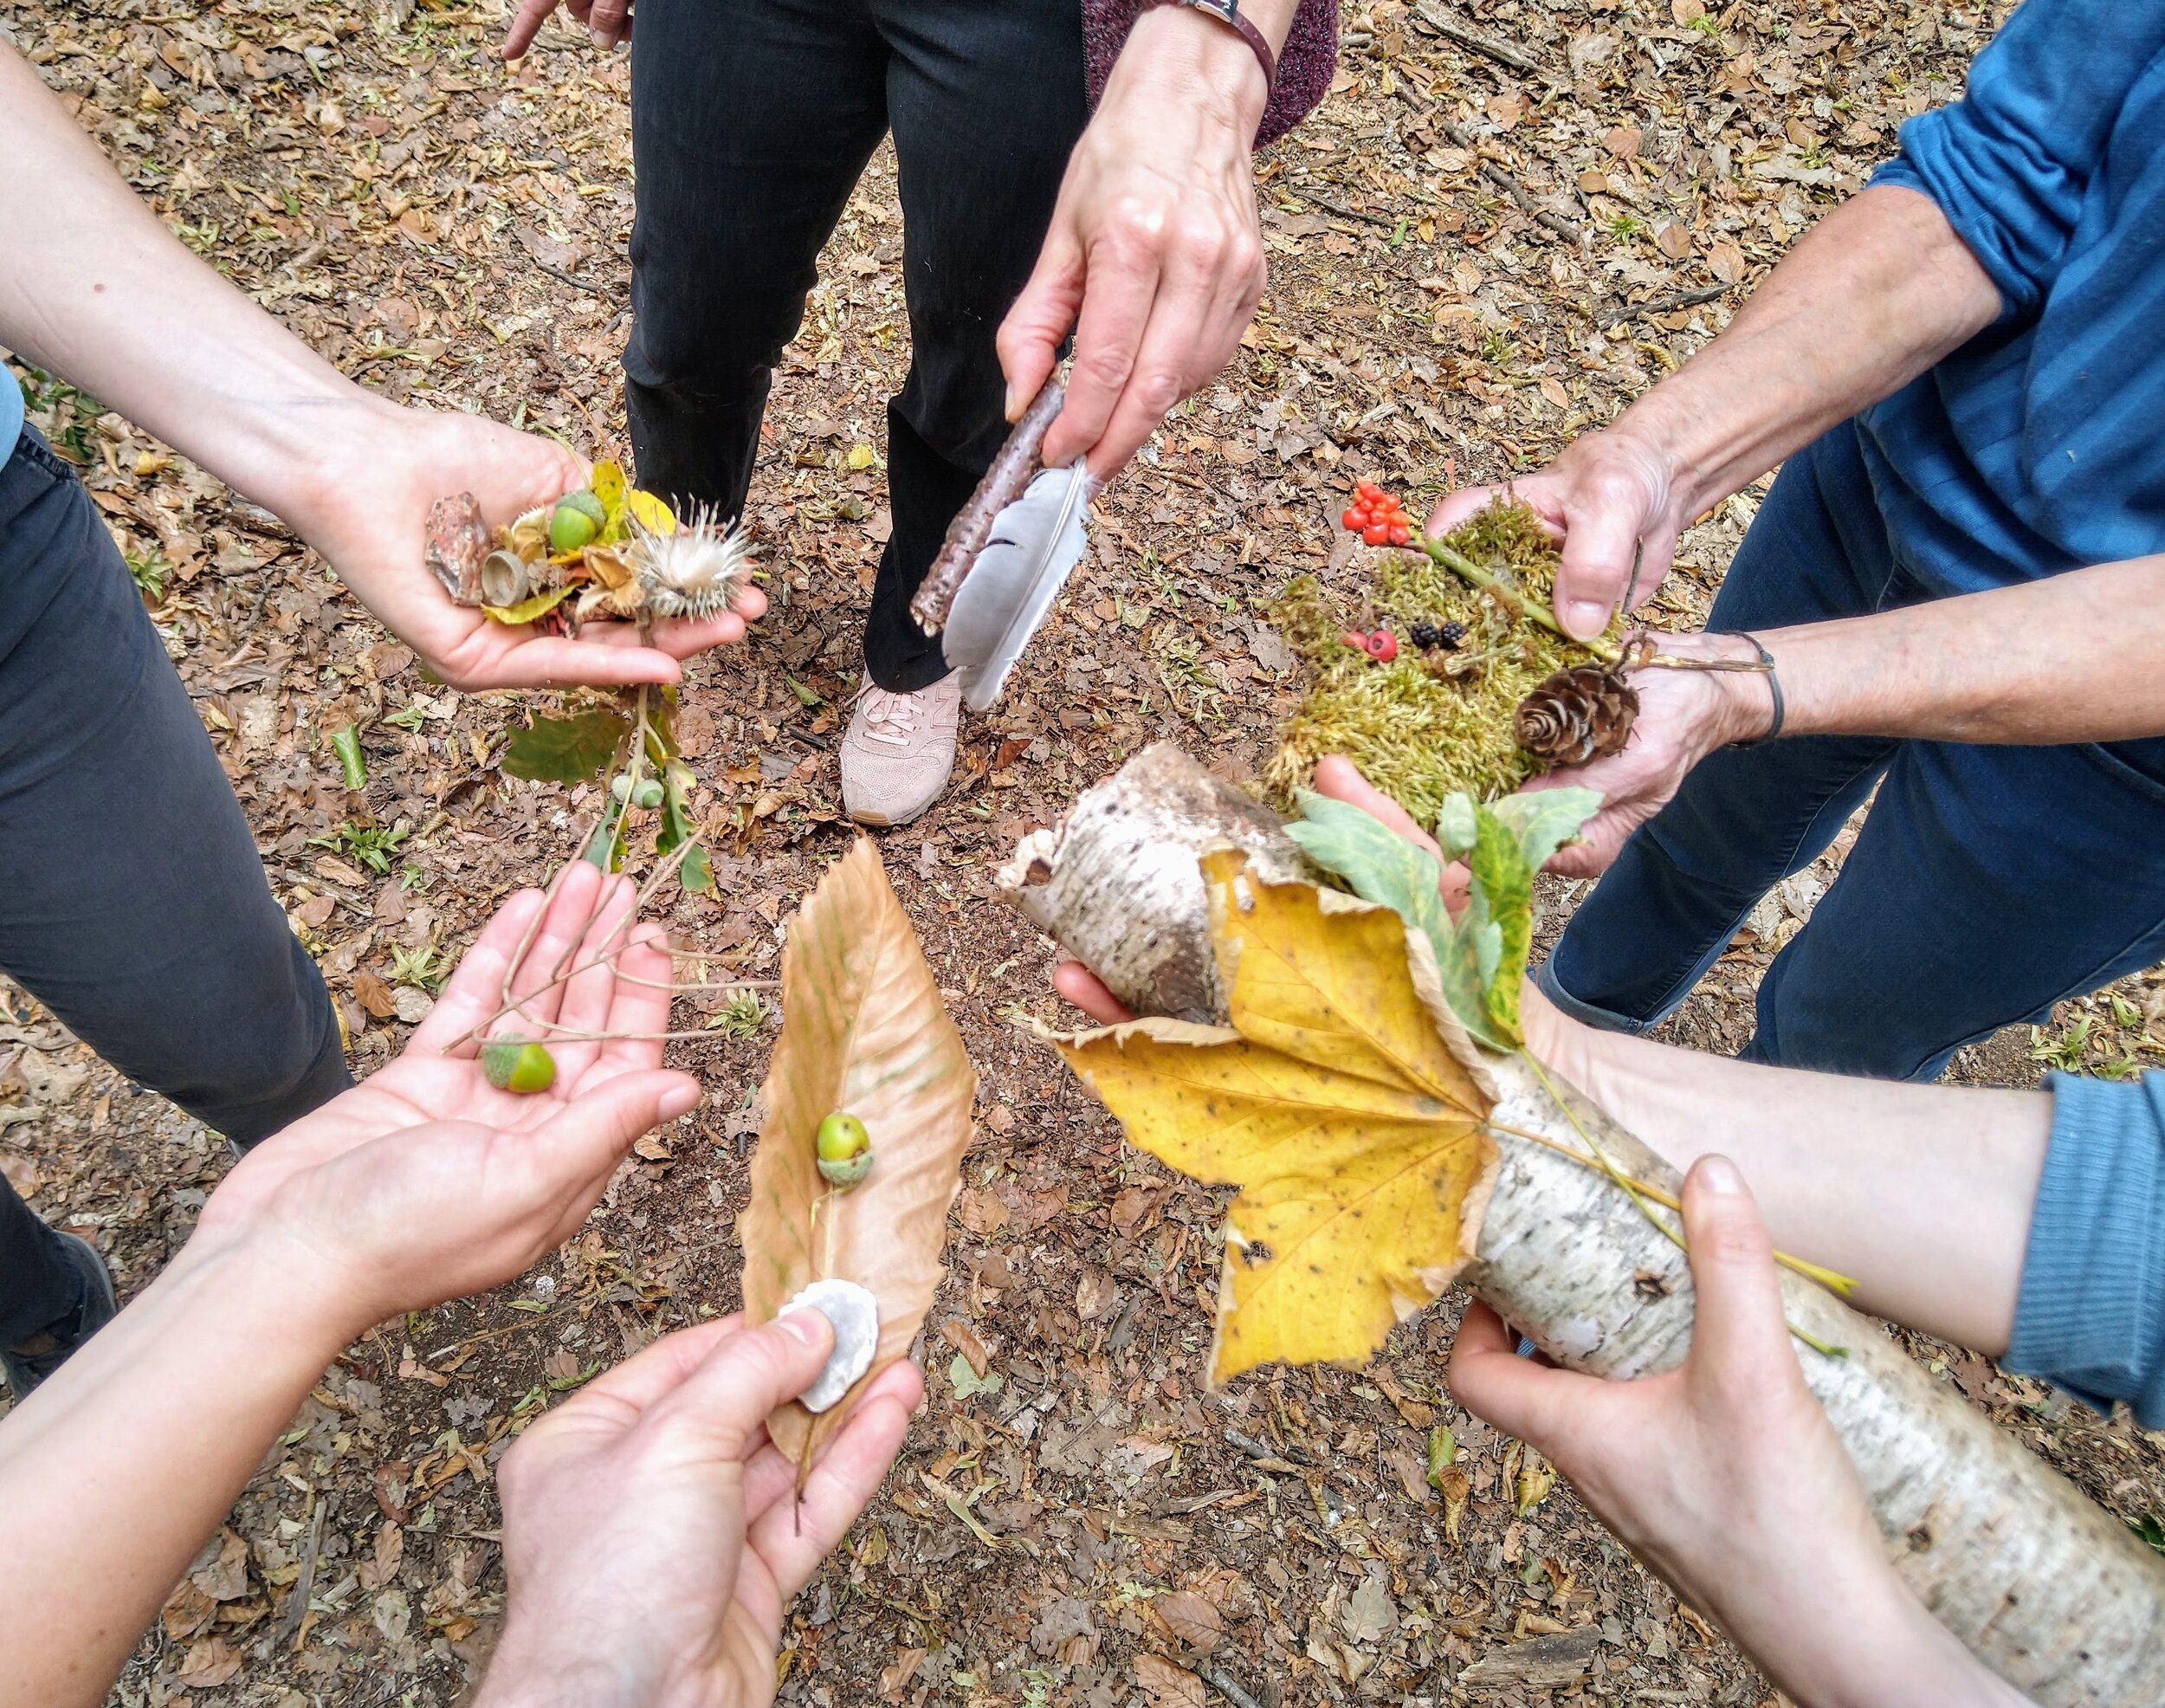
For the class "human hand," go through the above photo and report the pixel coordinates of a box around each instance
[998,5,1269,481]
[1425,430,1684,643]
[1450,1157,2012,1705]
[288,404,764,691]
[501,0,630,58]
[1522,631,1777,878]
[196,862,701,1339]
[476,1316,922,1708]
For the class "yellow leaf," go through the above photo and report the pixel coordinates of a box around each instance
[625,487,676,535]
[591,459,627,529]
[1060,852,1496,1382]
[481,583,575,625]
[737,841,978,1463]
[846,442,878,471]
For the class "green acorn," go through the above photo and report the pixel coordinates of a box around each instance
[635,779,666,810]
[816,1110,872,1187]
[482,1038,557,1095]
[548,489,607,555]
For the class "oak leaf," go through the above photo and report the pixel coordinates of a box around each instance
[1059,852,1496,1382]
[737,840,977,1462]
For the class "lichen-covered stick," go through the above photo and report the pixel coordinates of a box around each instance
[999,743,2165,1706]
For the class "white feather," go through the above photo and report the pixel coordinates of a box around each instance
[941,463,1095,711]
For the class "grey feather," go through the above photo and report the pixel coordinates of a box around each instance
[941,463,1096,711]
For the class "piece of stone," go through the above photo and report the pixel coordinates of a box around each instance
[779,1278,880,1413]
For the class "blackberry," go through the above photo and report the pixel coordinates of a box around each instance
[1409,622,1440,649]
[1438,620,1467,650]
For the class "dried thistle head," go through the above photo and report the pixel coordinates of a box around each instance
[628,506,753,619]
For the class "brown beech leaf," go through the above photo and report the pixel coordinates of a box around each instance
[737,839,977,1463]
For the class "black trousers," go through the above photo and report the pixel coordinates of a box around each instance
[624,0,1089,691]
[0,430,350,1346]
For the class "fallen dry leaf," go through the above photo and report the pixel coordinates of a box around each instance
[1059,853,1496,1381]
[1134,1653,1206,1708]
[738,839,977,1463]
[1151,1588,1224,1653]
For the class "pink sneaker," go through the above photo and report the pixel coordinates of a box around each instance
[840,674,961,827]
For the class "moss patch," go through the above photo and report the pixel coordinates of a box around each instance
[1263,498,1616,829]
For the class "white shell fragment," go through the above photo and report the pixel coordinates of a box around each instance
[779,1278,880,1413]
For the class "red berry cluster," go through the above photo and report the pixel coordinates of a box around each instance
[1341,479,1414,548]
[1340,627,1400,663]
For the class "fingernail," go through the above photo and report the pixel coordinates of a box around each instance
[589,24,611,45]
[1003,384,1022,420]
[778,1307,832,1348]
[1695,1155,1743,1195]
[1563,599,1608,639]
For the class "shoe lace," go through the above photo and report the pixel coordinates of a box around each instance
[857,685,920,748]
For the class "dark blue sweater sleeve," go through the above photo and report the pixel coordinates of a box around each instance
[1868,1,2165,318]
[2006,1073,2165,1427]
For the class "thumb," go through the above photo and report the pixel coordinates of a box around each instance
[531,1067,701,1187]
[997,231,1085,421]
[651,1310,837,1463]
[1679,1155,1793,1390]
[1552,500,1647,641]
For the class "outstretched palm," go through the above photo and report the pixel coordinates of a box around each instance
[197,864,700,1333]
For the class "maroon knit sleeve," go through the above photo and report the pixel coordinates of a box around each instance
[1082,0,1341,148]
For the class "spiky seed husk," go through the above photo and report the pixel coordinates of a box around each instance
[1515,662,1639,765]
[628,505,753,619]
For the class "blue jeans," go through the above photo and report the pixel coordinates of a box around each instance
[1541,419,2165,1082]
[0,429,350,1345]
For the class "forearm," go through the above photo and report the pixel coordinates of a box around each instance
[0,49,388,523]
[1109,1,1297,135]
[1549,1021,2045,1355]
[1612,185,2000,520]
[0,1236,348,1708]
[1757,555,2165,745]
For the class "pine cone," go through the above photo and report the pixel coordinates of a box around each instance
[1514,663,1638,765]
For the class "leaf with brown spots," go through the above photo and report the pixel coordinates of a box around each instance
[737,839,978,1463]
[1058,852,1496,1382]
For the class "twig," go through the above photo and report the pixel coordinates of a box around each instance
[1413,1,1545,75]
[278,1491,335,1651]
[525,254,609,295]
[1418,534,1621,663]
[1599,284,1736,327]
[1482,1116,1854,1295]
[1431,117,1584,246]
[1295,192,1399,231]
[1199,1665,1268,1708]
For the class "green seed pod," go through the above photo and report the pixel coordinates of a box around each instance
[816,1110,872,1187]
[548,489,607,555]
[611,773,636,802]
[481,1038,557,1095]
[635,779,666,810]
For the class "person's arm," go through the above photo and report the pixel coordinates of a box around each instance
[997,0,1294,480]
[0,49,761,689]
[0,868,701,1708]
[1528,551,2165,876]
[1449,1159,2033,1708]
[1423,184,2000,639]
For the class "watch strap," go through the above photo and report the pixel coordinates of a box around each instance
[1148,0,1278,93]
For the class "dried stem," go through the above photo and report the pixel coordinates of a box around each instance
[1419,533,1621,664]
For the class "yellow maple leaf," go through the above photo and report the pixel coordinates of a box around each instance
[1059,851,1497,1383]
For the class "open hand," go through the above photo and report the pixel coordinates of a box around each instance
[1425,430,1684,644]
[998,6,1268,481]
[293,405,763,691]
[501,0,630,58]
[476,1316,922,1708]
[197,863,700,1337]
[1520,632,1775,878]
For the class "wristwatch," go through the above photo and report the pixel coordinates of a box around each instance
[1144,0,1278,93]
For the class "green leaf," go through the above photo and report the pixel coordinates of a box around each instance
[1425,1425,1457,1490]
[679,842,714,896]
[1464,788,1602,1044]
[948,1354,1004,1401]
[331,724,367,791]
[1289,792,1510,1051]
[1435,794,1477,860]
[503,707,630,784]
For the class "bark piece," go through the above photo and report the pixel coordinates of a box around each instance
[424,491,491,606]
[1000,743,2165,1705]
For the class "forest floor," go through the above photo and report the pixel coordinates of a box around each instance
[5,0,2164,1703]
